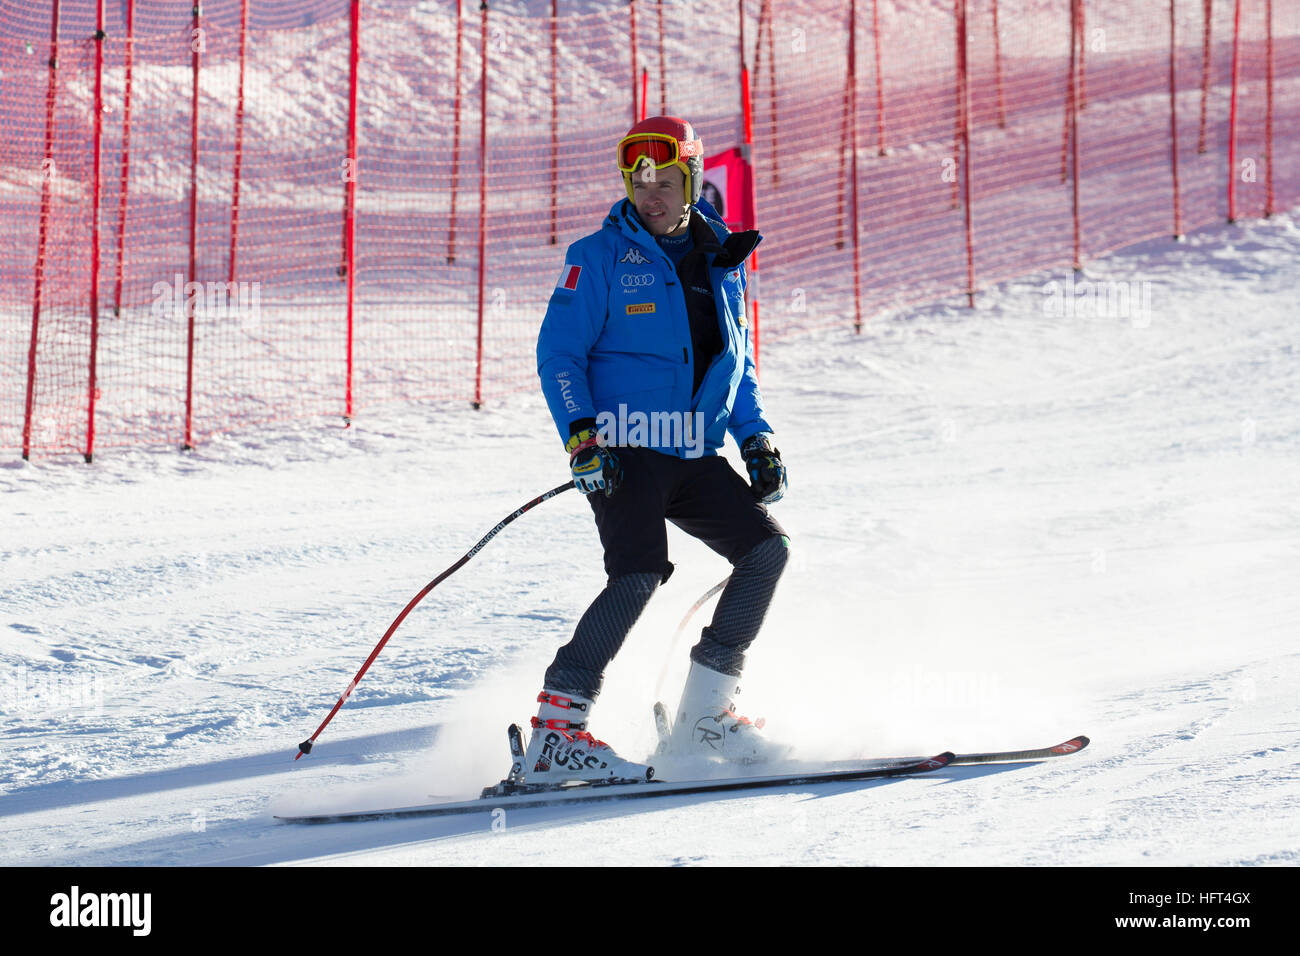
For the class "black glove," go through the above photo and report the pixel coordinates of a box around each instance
[566,425,622,497]
[741,432,786,504]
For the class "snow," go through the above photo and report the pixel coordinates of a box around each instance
[2,208,1297,868]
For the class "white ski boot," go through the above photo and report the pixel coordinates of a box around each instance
[518,691,653,786]
[663,662,789,764]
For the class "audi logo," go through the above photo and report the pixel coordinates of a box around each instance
[620,273,655,287]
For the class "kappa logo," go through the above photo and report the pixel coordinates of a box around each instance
[620,247,652,265]
[620,272,654,287]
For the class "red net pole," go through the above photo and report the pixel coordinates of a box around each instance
[1060,26,1072,183]
[629,0,639,125]
[448,0,465,264]
[549,0,558,244]
[344,0,360,422]
[656,0,667,114]
[1226,0,1242,222]
[848,0,863,333]
[641,67,648,121]
[992,0,1006,128]
[1169,0,1185,239]
[183,3,201,452]
[112,0,135,317]
[1199,0,1213,154]
[950,0,962,209]
[23,0,62,461]
[1265,0,1275,216]
[86,0,106,463]
[871,0,887,154]
[739,0,751,142]
[758,0,779,182]
[1077,0,1087,110]
[1069,0,1082,270]
[474,1,489,410]
[836,8,851,247]
[228,0,249,283]
[957,0,975,307]
[738,0,762,369]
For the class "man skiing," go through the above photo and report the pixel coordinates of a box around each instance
[527,115,789,784]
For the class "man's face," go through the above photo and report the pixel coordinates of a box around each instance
[631,162,690,237]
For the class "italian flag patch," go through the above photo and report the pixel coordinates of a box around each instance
[558,264,582,291]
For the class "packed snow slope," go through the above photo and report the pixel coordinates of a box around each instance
[1,213,1297,866]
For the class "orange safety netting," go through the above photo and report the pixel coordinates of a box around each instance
[1,0,1296,459]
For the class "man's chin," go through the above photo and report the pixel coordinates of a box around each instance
[636,205,686,236]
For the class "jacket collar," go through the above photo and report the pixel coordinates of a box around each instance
[686,208,725,255]
[608,199,727,260]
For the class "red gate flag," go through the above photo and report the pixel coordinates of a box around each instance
[702,147,755,231]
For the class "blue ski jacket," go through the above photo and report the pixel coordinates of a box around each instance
[537,196,770,458]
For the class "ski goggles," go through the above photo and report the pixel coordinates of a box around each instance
[616,132,703,173]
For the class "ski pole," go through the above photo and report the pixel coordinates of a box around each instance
[295,480,576,760]
[653,575,730,702]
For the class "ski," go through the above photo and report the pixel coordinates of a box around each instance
[655,733,1091,781]
[794,734,1090,775]
[951,733,1089,764]
[879,734,1089,768]
[274,735,1089,824]
[274,751,955,824]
